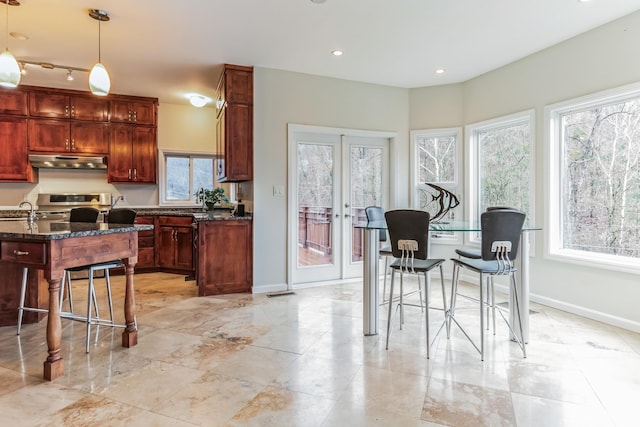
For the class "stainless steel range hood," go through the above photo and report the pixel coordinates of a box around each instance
[28,154,107,170]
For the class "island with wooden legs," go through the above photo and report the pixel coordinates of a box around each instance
[0,219,153,381]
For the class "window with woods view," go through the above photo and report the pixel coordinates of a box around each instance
[161,153,216,205]
[412,128,461,241]
[548,85,640,270]
[466,111,533,243]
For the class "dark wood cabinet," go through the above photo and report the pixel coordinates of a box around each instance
[0,89,28,116]
[28,119,109,155]
[135,216,156,270]
[108,125,157,184]
[110,99,157,126]
[157,216,194,273]
[0,263,43,327]
[29,91,109,121]
[215,64,253,182]
[197,219,252,296]
[0,115,36,182]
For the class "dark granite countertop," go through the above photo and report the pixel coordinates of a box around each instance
[0,220,153,241]
[0,207,252,221]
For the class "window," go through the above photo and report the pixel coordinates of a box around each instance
[160,151,217,205]
[547,84,640,272]
[411,127,462,242]
[466,111,534,243]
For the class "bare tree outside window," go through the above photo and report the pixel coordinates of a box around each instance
[478,121,531,216]
[561,100,640,258]
[417,135,456,183]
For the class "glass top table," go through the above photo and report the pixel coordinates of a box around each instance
[355,220,540,342]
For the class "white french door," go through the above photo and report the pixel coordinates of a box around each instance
[288,125,390,286]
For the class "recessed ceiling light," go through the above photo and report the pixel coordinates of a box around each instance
[311,0,327,4]
[332,50,343,56]
[435,68,446,74]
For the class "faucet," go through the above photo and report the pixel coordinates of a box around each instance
[111,195,124,209]
[19,201,36,223]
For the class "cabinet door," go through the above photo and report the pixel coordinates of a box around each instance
[0,116,34,182]
[175,227,194,270]
[29,92,70,118]
[71,96,109,121]
[131,126,157,183]
[0,89,27,115]
[70,122,109,154]
[225,67,253,105]
[157,226,176,268]
[108,124,134,182]
[130,101,156,125]
[28,119,70,152]
[109,100,133,123]
[197,220,252,296]
[110,100,156,125]
[216,108,225,179]
[224,103,253,181]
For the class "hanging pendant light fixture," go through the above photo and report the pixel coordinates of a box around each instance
[88,9,110,96]
[0,0,21,88]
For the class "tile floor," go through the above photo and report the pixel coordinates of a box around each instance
[0,272,639,426]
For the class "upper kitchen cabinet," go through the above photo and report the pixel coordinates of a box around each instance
[29,90,109,121]
[215,64,253,182]
[28,119,109,155]
[110,98,157,126]
[0,89,28,116]
[0,116,36,182]
[108,124,157,184]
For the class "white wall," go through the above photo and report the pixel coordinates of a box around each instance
[409,11,640,330]
[253,68,410,291]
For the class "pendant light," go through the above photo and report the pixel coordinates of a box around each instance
[88,9,110,96]
[0,0,20,88]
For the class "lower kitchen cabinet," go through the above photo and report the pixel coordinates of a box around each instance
[135,216,155,270]
[197,219,252,296]
[156,216,194,273]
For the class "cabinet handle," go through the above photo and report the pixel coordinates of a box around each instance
[128,169,132,180]
[13,250,29,256]
[133,111,137,122]
[71,139,75,151]
[133,168,137,180]
[65,139,69,150]
[70,105,76,118]
[65,105,69,117]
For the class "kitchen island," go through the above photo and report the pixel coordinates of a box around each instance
[0,219,153,381]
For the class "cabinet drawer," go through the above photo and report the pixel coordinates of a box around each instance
[158,216,193,227]
[139,235,155,248]
[0,241,46,265]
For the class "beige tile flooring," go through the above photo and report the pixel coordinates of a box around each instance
[1,272,639,426]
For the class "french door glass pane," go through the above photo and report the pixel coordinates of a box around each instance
[297,143,334,267]
[350,146,383,262]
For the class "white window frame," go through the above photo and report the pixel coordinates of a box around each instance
[465,109,535,246]
[545,82,640,274]
[410,127,462,244]
[159,149,219,206]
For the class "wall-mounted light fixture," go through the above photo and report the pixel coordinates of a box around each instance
[88,9,110,96]
[0,0,21,88]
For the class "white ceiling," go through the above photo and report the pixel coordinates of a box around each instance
[6,0,640,106]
